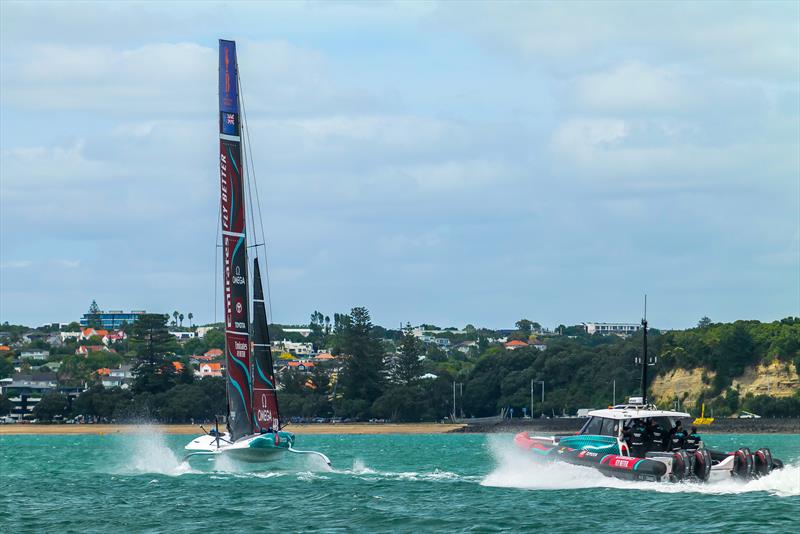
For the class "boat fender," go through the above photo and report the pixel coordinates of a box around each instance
[732,447,754,479]
[692,448,712,482]
[753,448,773,478]
[671,450,690,481]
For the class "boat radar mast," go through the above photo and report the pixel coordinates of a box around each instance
[635,295,656,406]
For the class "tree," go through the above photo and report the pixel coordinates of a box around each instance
[515,319,533,335]
[336,307,385,414]
[172,311,179,327]
[32,392,69,421]
[0,394,12,415]
[179,313,184,327]
[87,300,102,329]
[394,323,423,385]
[0,356,13,379]
[130,314,178,394]
[188,313,194,328]
[698,317,712,329]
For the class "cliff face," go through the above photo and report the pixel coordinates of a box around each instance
[650,361,798,407]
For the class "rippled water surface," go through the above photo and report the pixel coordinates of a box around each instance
[1,432,798,532]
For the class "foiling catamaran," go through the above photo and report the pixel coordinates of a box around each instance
[185,40,329,466]
[514,305,783,483]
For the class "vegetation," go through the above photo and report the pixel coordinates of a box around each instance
[1,311,798,424]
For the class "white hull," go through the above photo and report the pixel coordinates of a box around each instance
[184,431,331,466]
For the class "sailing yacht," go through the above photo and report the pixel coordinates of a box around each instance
[184,39,329,466]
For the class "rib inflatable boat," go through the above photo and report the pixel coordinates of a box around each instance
[514,306,783,483]
[514,402,783,483]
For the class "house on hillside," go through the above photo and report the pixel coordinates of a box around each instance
[454,341,477,354]
[20,350,49,361]
[79,328,109,341]
[75,345,110,356]
[582,322,641,335]
[197,363,223,378]
[102,331,127,345]
[204,348,223,359]
[287,361,315,373]
[504,340,528,350]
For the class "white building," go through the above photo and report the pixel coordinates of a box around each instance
[283,328,313,338]
[20,350,49,361]
[195,326,216,338]
[170,331,196,340]
[582,322,641,335]
[273,339,313,356]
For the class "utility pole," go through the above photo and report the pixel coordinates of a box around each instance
[612,379,616,406]
[452,381,456,420]
[459,383,464,418]
[530,379,534,420]
[536,380,545,417]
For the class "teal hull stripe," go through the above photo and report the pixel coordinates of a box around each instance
[633,459,645,470]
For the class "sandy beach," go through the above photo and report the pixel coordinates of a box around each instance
[0,423,466,436]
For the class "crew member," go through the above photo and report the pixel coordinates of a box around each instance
[649,419,666,451]
[684,426,702,451]
[628,419,650,457]
[669,420,687,451]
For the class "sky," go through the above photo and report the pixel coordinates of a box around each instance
[0,1,798,330]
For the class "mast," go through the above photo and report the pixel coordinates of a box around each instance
[251,258,281,432]
[640,295,648,405]
[218,39,253,440]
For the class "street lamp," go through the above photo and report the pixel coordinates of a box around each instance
[532,380,545,418]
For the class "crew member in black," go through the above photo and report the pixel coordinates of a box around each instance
[684,426,701,451]
[669,420,687,451]
[649,419,666,451]
[628,419,650,457]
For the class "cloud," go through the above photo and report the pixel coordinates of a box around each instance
[571,62,691,113]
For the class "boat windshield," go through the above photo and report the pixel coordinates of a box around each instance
[579,416,603,435]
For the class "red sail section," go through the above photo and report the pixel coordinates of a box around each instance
[251,258,280,431]
[219,39,252,441]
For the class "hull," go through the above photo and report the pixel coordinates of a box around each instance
[185,431,293,463]
[514,432,781,483]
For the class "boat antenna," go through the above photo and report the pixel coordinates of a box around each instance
[640,294,648,405]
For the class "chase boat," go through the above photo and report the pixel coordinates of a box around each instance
[514,400,782,483]
[515,309,783,483]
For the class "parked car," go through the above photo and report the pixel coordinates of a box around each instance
[738,411,762,419]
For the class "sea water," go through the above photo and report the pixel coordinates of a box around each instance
[1,432,798,532]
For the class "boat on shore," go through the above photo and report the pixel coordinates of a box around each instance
[514,306,783,483]
[184,39,329,467]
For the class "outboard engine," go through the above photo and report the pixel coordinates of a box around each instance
[671,450,691,481]
[753,448,773,478]
[692,448,712,482]
[732,447,754,479]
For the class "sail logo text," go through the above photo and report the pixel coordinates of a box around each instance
[223,235,232,328]
[219,153,230,231]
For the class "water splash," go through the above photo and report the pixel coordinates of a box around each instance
[117,426,195,476]
[334,458,476,483]
[481,435,800,497]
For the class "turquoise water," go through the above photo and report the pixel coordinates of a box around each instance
[1,432,798,533]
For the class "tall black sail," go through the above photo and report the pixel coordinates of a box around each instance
[251,258,280,431]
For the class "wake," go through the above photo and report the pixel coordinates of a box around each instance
[480,435,800,497]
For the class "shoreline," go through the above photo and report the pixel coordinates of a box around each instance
[0,422,466,436]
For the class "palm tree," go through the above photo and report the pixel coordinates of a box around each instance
[179,313,184,327]
[173,311,179,327]
[188,313,194,327]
